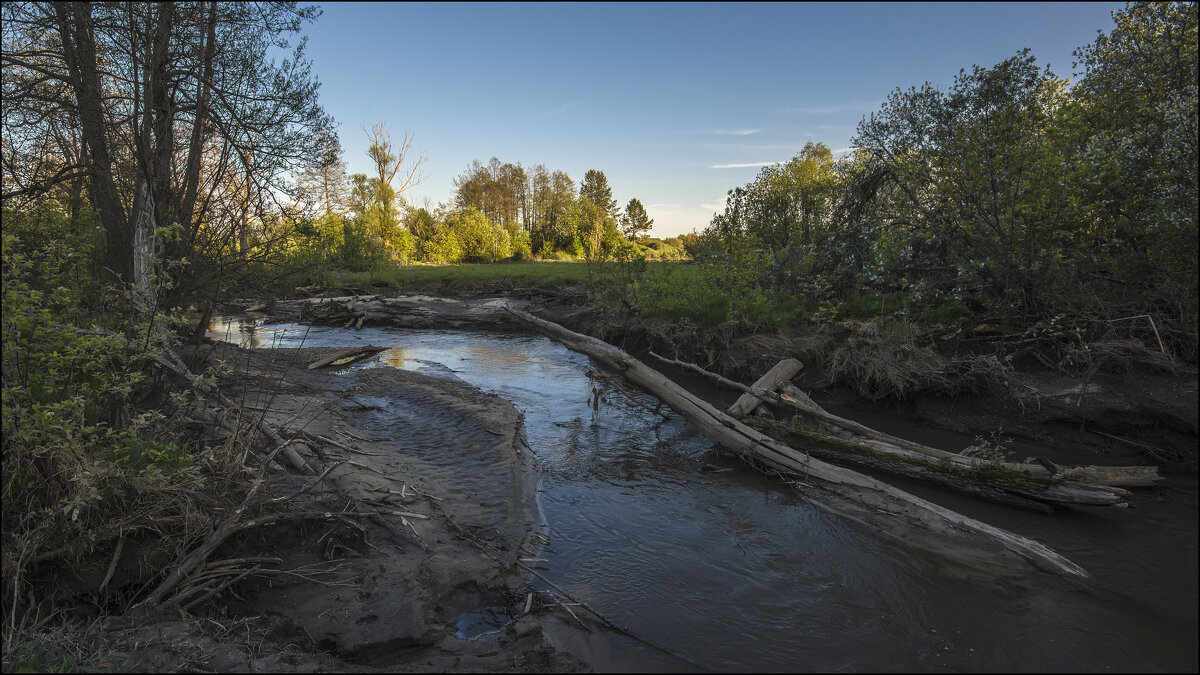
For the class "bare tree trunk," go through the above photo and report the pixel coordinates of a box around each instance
[55,1,130,282]
[176,0,217,230]
[131,178,156,312]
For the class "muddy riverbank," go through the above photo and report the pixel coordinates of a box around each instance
[112,340,584,672]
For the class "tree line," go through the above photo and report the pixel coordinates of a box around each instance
[293,136,660,273]
[679,2,1196,357]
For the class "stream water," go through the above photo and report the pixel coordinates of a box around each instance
[210,316,1198,672]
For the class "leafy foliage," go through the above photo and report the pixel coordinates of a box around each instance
[659,5,1196,360]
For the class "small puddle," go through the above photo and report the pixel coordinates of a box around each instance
[451,607,514,640]
[211,317,1199,672]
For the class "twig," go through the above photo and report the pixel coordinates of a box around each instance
[137,439,295,609]
[99,537,125,592]
[1108,315,1168,355]
[648,350,750,392]
[407,485,442,501]
[587,369,670,419]
[344,460,392,477]
[337,428,378,443]
[1089,429,1171,464]
[204,557,283,570]
[550,593,589,631]
[271,460,347,503]
[182,566,261,612]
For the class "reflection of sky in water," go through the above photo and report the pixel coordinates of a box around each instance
[207,316,330,350]
[380,347,409,369]
[379,341,531,374]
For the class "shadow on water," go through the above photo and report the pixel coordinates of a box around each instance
[209,318,1199,672]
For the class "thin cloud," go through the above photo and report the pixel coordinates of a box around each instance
[707,128,762,136]
[787,102,876,114]
[702,142,815,152]
[833,147,857,155]
[709,161,782,169]
[699,195,729,212]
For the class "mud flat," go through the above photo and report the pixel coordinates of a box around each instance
[113,340,583,672]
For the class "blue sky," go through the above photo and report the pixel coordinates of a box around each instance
[300,1,1124,237]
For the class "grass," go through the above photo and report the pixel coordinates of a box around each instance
[2,619,124,674]
[331,260,712,300]
[338,259,595,292]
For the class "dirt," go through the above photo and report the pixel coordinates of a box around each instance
[108,340,587,672]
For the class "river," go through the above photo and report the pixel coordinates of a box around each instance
[209,316,1198,672]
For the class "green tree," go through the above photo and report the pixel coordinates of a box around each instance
[620,198,654,240]
[452,157,527,226]
[1,2,333,307]
[448,207,511,262]
[853,52,1076,316]
[1071,1,1198,291]
[297,128,350,217]
[580,169,619,221]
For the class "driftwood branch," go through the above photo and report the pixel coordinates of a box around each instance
[307,346,385,370]
[728,358,804,417]
[648,353,1158,504]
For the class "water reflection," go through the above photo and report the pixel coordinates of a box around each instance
[207,315,266,348]
[380,346,410,369]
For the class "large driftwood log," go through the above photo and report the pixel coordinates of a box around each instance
[727,358,804,417]
[652,352,1158,499]
[504,305,1089,579]
[774,382,1159,488]
[307,346,386,370]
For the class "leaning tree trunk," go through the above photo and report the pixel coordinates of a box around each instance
[131,178,156,313]
[503,304,1090,579]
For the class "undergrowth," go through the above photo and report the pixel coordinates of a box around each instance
[1,230,260,664]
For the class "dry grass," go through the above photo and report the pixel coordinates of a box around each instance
[824,320,950,400]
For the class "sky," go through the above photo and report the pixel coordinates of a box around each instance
[299,1,1125,238]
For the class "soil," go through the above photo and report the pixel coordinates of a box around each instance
[108,340,586,672]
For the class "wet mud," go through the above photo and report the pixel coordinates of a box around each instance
[116,340,582,672]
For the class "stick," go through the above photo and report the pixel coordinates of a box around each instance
[272,460,346,503]
[588,369,670,418]
[307,346,384,370]
[99,537,125,591]
[727,358,804,417]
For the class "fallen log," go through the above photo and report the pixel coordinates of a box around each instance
[728,358,804,417]
[307,346,385,370]
[650,352,1158,495]
[505,304,1089,579]
[776,382,1159,488]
